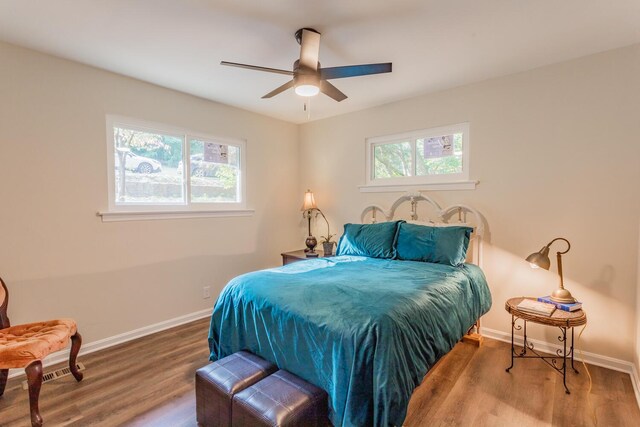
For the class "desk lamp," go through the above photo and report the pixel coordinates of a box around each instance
[526,237,576,303]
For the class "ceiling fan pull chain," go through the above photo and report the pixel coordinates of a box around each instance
[304,98,312,120]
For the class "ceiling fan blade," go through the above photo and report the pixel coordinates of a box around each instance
[261,80,295,99]
[320,81,347,102]
[220,61,294,76]
[299,29,321,71]
[320,63,392,80]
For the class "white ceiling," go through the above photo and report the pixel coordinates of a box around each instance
[1,1,639,124]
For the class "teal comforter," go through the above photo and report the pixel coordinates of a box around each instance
[208,256,491,426]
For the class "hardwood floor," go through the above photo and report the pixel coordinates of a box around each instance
[405,338,640,426]
[0,319,209,427]
[1,318,638,426]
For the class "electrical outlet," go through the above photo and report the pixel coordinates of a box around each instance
[203,286,211,299]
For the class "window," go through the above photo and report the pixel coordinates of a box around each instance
[365,123,471,189]
[106,116,246,213]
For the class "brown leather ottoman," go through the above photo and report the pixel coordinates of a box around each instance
[196,351,277,427]
[232,369,328,427]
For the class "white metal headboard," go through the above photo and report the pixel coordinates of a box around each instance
[360,191,486,267]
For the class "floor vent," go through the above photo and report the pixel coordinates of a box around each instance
[22,362,86,390]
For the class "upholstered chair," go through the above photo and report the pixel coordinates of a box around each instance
[0,276,83,427]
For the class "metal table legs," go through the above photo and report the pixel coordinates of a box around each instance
[505,315,579,394]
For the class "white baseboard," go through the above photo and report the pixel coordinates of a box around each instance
[482,327,640,409]
[8,308,212,379]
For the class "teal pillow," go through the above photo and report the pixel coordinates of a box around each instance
[396,223,473,266]
[336,221,404,259]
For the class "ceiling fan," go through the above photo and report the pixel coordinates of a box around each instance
[221,28,392,102]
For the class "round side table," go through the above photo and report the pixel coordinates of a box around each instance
[504,297,587,394]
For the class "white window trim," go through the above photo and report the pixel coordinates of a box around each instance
[97,209,254,222]
[363,122,475,191]
[358,181,477,193]
[103,115,250,219]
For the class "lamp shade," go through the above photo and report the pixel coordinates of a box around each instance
[301,190,317,211]
[525,246,551,270]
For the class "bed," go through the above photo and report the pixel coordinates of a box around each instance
[208,192,492,426]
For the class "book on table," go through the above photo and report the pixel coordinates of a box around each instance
[516,299,556,316]
[537,296,582,312]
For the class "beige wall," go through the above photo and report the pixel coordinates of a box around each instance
[0,41,300,343]
[300,45,640,362]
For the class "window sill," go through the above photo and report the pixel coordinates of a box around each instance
[97,209,254,222]
[358,180,478,193]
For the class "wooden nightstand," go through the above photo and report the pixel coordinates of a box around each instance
[281,249,333,266]
[505,297,587,394]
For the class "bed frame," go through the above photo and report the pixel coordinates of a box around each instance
[360,191,487,346]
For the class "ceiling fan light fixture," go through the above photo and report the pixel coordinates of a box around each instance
[294,73,320,97]
[295,84,320,97]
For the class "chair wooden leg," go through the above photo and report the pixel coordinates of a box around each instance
[69,332,83,382]
[0,369,8,396]
[26,360,43,427]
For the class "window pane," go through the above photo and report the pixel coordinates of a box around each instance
[416,133,463,176]
[113,126,184,204]
[189,140,240,203]
[373,141,412,179]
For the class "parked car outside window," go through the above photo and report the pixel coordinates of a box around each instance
[116,151,163,173]
[177,154,220,177]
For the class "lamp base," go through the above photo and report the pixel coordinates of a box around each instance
[549,288,576,304]
[304,236,318,253]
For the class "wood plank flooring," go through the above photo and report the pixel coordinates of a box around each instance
[0,318,638,426]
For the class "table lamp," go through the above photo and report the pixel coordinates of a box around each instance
[526,237,576,303]
[301,190,319,256]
